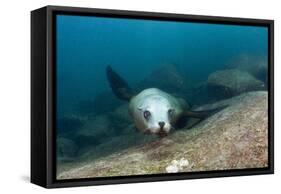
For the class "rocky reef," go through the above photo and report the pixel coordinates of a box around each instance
[57,91,268,179]
[57,137,79,162]
[207,69,265,100]
[137,64,190,95]
[56,104,156,162]
[76,91,124,117]
[226,54,268,84]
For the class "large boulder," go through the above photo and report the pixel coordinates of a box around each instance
[227,54,268,84]
[77,91,124,116]
[56,114,84,138]
[207,69,265,100]
[110,104,131,124]
[65,104,134,156]
[107,104,133,135]
[75,114,115,146]
[57,137,78,162]
[183,82,212,106]
[137,64,190,94]
[57,91,268,179]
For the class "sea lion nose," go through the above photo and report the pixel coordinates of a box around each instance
[158,121,165,128]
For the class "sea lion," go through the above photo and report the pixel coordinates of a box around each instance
[106,66,224,137]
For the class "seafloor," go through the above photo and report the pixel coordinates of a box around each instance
[57,91,268,179]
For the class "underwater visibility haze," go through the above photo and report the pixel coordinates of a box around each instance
[55,14,269,179]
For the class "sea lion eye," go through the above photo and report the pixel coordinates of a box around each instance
[143,110,151,119]
[168,109,174,116]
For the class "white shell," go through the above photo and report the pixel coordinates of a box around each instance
[165,165,179,173]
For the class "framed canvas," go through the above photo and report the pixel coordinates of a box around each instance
[31,5,274,188]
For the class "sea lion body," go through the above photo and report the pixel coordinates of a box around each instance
[106,65,225,137]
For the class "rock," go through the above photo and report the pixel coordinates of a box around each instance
[227,54,268,84]
[68,104,135,155]
[77,91,124,116]
[207,69,265,100]
[112,104,131,123]
[57,137,78,160]
[137,64,190,94]
[183,82,212,106]
[78,132,156,162]
[107,104,132,134]
[57,114,84,138]
[57,91,268,179]
[75,114,115,146]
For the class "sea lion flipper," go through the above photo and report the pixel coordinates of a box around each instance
[182,106,227,119]
[106,65,135,101]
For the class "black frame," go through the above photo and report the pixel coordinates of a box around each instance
[31,5,274,188]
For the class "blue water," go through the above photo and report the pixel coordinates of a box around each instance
[56,14,268,118]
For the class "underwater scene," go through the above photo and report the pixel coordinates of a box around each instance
[56,14,269,179]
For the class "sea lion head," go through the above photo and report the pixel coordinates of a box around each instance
[134,95,176,137]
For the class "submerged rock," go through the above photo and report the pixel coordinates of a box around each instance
[137,64,190,94]
[57,137,78,161]
[57,91,268,179]
[77,131,156,163]
[207,69,265,100]
[57,114,84,138]
[78,91,124,116]
[112,104,131,123]
[183,82,213,106]
[75,114,115,146]
[75,104,134,150]
[107,104,133,134]
[227,54,268,84]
